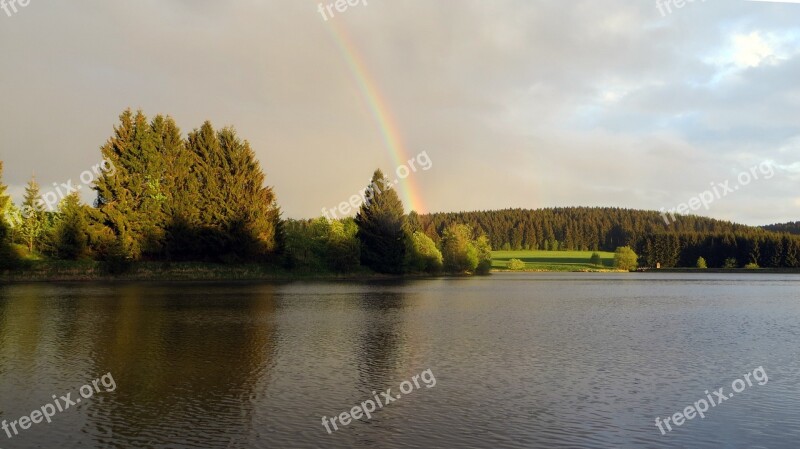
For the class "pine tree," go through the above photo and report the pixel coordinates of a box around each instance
[54,193,89,260]
[212,127,280,261]
[155,115,200,260]
[94,110,147,259]
[355,170,406,274]
[20,177,46,253]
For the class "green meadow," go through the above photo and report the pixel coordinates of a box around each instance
[492,250,617,272]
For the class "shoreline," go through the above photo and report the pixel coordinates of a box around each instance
[3,264,800,284]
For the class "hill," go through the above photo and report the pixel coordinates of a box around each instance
[763,222,800,235]
[418,207,800,269]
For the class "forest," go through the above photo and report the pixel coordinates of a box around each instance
[417,208,800,268]
[0,110,491,276]
[1,109,798,275]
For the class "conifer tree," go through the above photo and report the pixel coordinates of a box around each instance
[94,110,145,259]
[20,177,45,253]
[355,169,406,274]
[54,193,89,260]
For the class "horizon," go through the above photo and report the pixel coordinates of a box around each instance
[1,1,799,225]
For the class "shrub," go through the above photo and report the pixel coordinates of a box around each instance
[614,246,638,271]
[723,258,738,269]
[440,224,479,274]
[744,262,760,270]
[696,257,708,269]
[104,237,133,275]
[405,231,443,274]
[506,258,526,270]
[589,252,603,266]
[474,235,493,275]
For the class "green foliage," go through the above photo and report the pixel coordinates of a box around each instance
[326,218,361,273]
[0,161,9,221]
[0,162,18,270]
[696,257,708,269]
[723,258,738,269]
[19,177,47,253]
[54,193,89,260]
[405,231,443,274]
[355,170,406,274]
[283,218,360,273]
[475,235,493,275]
[104,236,133,275]
[440,224,479,274]
[614,246,638,271]
[417,208,800,268]
[94,110,281,262]
[506,258,526,270]
[744,262,760,270]
[589,252,603,266]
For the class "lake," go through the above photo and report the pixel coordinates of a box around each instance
[1,273,799,448]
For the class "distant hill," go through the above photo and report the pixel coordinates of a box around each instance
[763,222,800,235]
[417,207,800,268]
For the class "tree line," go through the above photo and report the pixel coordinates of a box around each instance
[417,208,800,268]
[0,110,491,275]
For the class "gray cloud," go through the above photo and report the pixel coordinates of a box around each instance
[0,0,798,225]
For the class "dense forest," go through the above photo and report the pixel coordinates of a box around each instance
[763,222,800,235]
[417,209,800,268]
[1,109,798,274]
[0,110,491,275]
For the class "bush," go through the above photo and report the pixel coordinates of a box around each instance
[506,258,526,270]
[696,257,708,269]
[474,235,493,275]
[104,238,133,275]
[723,258,738,269]
[440,224,479,274]
[589,252,603,266]
[744,262,760,270]
[614,246,638,271]
[405,231,443,274]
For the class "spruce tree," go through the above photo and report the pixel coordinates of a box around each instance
[355,169,406,274]
[20,177,45,253]
[215,127,279,260]
[55,193,89,260]
[94,110,143,259]
[154,115,200,260]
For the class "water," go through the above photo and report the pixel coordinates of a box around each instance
[1,273,799,448]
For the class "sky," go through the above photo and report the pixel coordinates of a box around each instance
[0,0,799,225]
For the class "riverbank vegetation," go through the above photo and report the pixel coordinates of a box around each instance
[0,110,491,278]
[2,109,799,279]
[419,209,800,269]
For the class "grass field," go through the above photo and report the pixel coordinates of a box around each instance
[492,250,617,272]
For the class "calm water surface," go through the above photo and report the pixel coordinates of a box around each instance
[1,273,799,448]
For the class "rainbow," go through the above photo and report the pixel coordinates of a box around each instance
[323,18,427,214]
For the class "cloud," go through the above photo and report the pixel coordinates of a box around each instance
[0,0,799,225]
